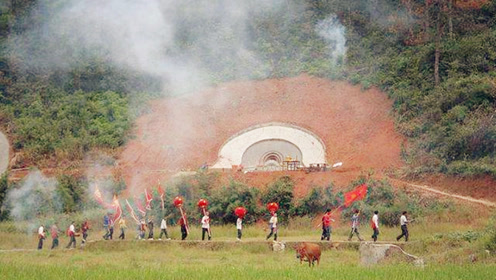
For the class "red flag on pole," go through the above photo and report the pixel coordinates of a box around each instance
[157,184,165,210]
[344,184,368,207]
[111,196,122,223]
[145,189,153,210]
[94,186,105,206]
[125,199,140,224]
[135,197,146,216]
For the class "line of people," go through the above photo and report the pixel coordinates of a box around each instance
[37,209,410,249]
[318,209,410,243]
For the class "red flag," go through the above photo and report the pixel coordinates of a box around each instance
[344,184,368,207]
[111,196,122,223]
[157,184,165,210]
[125,199,140,224]
[135,197,146,216]
[145,189,153,210]
[94,186,105,206]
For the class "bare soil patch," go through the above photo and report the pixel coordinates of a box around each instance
[118,74,405,194]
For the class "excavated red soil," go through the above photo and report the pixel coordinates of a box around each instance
[118,74,406,196]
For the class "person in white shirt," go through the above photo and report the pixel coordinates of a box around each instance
[66,221,76,249]
[236,217,243,241]
[266,213,278,241]
[396,211,409,242]
[37,225,45,250]
[159,215,171,240]
[201,212,211,241]
[371,211,379,242]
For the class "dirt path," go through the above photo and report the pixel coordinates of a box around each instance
[389,178,496,208]
[0,131,9,175]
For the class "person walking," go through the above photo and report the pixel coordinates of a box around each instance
[236,216,243,241]
[118,217,127,240]
[396,211,409,242]
[320,209,334,241]
[179,215,188,240]
[201,211,211,241]
[371,211,379,242]
[159,215,170,240]
[102,213,110,240]
[139,220,147,240]
[266,213,278,241]
[147,218,154,240]
[108,214,114,240]
[37,224,45,250]
[50,223,59,249]
[348,209,364,241]
[66,221,76,249]
[81,220,89,244]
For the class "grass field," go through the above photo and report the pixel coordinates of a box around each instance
[1,241,495,280]
[1,204,495,280]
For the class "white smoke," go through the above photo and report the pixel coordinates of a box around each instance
[9,0,290,94]
[316,15,347,64]
[6,170,62,221]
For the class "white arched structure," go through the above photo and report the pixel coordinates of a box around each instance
[211,123,326,170]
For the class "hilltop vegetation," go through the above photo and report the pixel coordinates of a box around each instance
[0,0,495,177]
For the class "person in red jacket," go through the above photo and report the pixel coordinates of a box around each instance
[320,209,335,241]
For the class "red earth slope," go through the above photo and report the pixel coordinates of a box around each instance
[118,74,406,195]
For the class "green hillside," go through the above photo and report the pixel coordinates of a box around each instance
[0,0,495,177]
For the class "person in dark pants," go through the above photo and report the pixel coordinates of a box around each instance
[179,215,188,240]
[37,224,45,250]
[81,220,89,244]
[320,209,334,241]
[348,209,364,241]
[51,223,59,249]
[236,217,243,241]
[148,218,154,240]
[201,212,211,241]
[371,211,379,242]
[159,215,170,240]
[66,221,76,249]
[396,211,409,242]
[119,217,127,240]
[103,213,110,240]
[266,213,278,241]
[108,215,114,240]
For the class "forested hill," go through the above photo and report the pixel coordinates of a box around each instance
[0,0,495,178]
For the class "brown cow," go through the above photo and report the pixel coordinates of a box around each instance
[295,242,321,267]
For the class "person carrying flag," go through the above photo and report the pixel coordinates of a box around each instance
[108,214,115,240]
[103,213,110,240]
[119,216,127,239]
[159,215,171,240]
[201,211,211,241]
[179,214,188,240]
[320,209,335,241]
[236,216,243,241]
[148,217,155,240]
[266,213,278,241]
[348,209,364,241]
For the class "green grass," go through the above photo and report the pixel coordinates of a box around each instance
[1,242,495,280]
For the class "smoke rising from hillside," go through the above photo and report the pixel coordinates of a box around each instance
[8,1,349,194]
[5,170,62,232]
[316,15,347,63]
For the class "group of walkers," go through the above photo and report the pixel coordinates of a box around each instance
[37,220,90,250]
[36,209,410,250]
[319,209,410,243]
